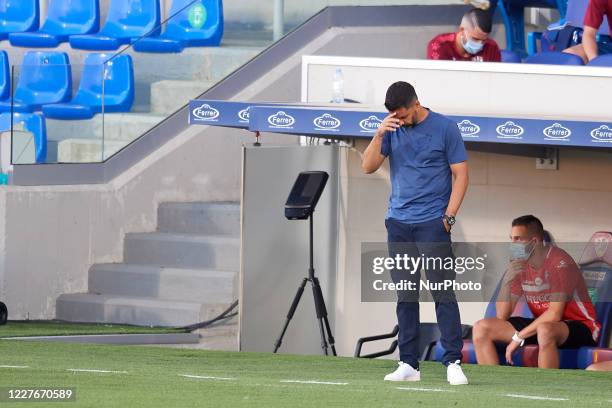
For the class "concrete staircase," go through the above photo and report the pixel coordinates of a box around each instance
[56,202,240,329]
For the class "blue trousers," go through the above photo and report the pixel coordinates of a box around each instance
[385,217,463,369]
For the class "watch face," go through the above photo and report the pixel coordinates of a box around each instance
[447,216,456,225]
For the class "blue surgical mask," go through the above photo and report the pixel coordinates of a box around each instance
[462,32,484,55]
[509,240,535,261]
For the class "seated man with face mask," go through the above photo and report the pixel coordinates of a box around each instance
[472,215,600,369]
[427,8,501,62]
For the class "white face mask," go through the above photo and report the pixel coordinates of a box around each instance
[509,239,535,261]
[462,31,485,55]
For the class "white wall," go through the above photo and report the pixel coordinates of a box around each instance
[303,57,612,120]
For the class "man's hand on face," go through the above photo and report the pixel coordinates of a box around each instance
[505,260,527,282]
[376,112,401,138]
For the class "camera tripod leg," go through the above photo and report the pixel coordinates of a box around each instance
[317,315,329,355]
[273,278,308,353]
[322,315,337,356]
[311,277,337,356]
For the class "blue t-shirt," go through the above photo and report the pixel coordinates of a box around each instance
[380,110,467,223]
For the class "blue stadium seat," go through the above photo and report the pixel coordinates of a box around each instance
[575,232,612,368]
[588,54,612,67]
[528,0,611,55]
[508,233,611,369]
[0,0,39,40]
[0,113,47,163]
[435,232,612,369]
[501,49,522,63]
[9,0,100,48]
[132,0,223,53]
[42,54,134,120]
[360,231,602,369]
[524,51,584,65]
[434,283,584,368]
[0,51,10,102]
[498,0,568,55]
[434,293,541,366]
[564,0,610,36]
[0,52,72,113]
[70,0,161,51]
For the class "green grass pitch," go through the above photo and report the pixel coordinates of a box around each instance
[0,320,186,338]
[0,339,610,407]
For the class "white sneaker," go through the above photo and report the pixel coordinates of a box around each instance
[384,362,421,382]
[465,0,490,10]
[447,360,468,385]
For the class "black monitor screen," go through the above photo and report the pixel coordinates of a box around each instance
[285,171,329,208]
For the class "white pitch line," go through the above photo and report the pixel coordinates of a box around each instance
[0,365,29,369]
[68,369,128,374]
[397,387,454,393]
[280,380,348,386]
[505,394,568,401]
[180,374,236,381]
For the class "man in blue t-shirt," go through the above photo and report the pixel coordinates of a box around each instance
[362,81,469,385]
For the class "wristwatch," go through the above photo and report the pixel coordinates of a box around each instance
[444,214,456,228]
[512,331,525,347]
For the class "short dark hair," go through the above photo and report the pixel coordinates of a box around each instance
[512,215,545,239]
[463,8,493,34]
[384,81,418,112]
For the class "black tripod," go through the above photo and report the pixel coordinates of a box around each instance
[273,213,337,356]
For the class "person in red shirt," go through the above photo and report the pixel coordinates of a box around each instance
[564,0,612,63]
[427,8,501,62]
[472,215,601,369]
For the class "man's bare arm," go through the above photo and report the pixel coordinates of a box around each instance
[583,26,599,62]
[362,133,386,174]
[516,301,566,339]
[362,113,399,174]
[446,161,468,216]
[496,292,519,320]
[496,265,522,320]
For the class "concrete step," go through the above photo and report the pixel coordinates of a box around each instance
[101,113,167,142]
[141,316,239,350]
[124,232,240,271]
[48,113,165,142]
[150,80,215,115]
[158,202,240,236]
[129,47,263,83]
[56,293,233,327]
[88,264,237,303]
[56,139,127,163]
[198,318,239,338]
[54,113,165,162]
